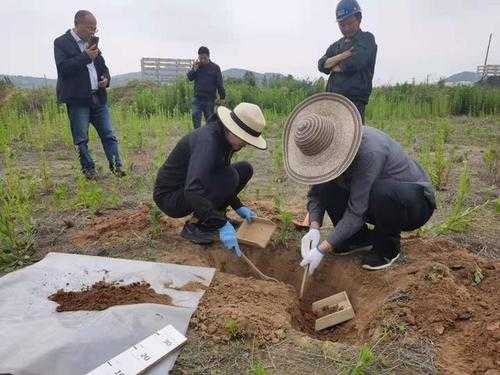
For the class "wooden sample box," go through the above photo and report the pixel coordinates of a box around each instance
[236,218,277,249]
[313,291,355,331]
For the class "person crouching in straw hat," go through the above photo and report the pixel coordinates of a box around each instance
[153,103,267,256]
[283,93,436,272]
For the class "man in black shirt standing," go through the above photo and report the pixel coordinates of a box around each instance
[317,0,377,122]
[153,102,267,257]
[187,46,226,129]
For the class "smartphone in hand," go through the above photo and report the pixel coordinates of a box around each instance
[89,36,99,48]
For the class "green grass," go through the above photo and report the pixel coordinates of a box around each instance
[349,345,377,375]
[249,361,267,375]
[74,176,121,214]
[224,318,240,340]
[0,151,37,271]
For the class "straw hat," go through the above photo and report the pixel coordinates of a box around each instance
[217,103,267,150]
[283,93,362,185]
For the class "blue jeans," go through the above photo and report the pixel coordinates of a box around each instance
[191,96,215,129]
[66,103,122,172]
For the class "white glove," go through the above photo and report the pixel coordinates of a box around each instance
[300,247,325,275]
[301,228,320,258]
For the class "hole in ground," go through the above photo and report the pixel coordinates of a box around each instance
[204,241,378,343]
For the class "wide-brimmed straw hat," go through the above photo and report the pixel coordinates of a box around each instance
[217,103,267,150]
[283,93,362,185]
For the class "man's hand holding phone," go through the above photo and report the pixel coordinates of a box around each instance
[85,44,99,60]
[85,36,99,60]
[99,75,108,88]
[193,59,200,71]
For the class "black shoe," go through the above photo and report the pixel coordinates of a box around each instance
[334,230,373,256]
[181,222,215,245]
[362,252,400,271]
[83,168,98,181]
[111,166,127,177]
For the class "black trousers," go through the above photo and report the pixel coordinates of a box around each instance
[154,161,253,224]
[319,180,434,257]
[348,97,366,123]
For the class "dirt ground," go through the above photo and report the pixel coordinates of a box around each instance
[3,116,498,373]
[44,203,499,374]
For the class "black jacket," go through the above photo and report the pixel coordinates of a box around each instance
[54,30,111,105]
[186,61,225,100]
[154,120,238,227]
[318,30,377,104]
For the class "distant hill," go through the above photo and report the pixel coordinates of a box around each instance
[444,71,481,83]
[3,75,56,88]
[110,72,142,87]
[223,68,285,82]
[2,68,287,89]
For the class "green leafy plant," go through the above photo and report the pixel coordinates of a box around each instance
[148,203,163,238]
[483,143,497,177]
[249,361,267,375]
[434,161,488,234]
[74,177,120,214]
[273,195,295,245]
[224,318,240,340]
[52,183,70,208]
[472,265,484,285]
[419,126,450,190]
[349,345,376,375]
[0,153,37,271]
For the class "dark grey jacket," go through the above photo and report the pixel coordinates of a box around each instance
[308,126,435,247]
[318,30,377,104]
[54,30,110,105]
[187,61,225,100]
[153,120,238,228]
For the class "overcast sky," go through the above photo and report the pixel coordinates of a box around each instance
[2,0,500,84]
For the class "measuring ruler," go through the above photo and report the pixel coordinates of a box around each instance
[86,325,187,375]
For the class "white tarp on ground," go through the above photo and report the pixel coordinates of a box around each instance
[0,252,215,375]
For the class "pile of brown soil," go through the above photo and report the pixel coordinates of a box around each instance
[49,281,173,312]
[164,281,208,292]
[71,206,183,247]
[366,239,500,373]
[191,273,298,344]
[71,207,150,247]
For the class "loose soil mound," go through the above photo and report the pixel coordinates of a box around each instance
[49,281,173,312]
[71,206,183,247]
[191,273,298,344]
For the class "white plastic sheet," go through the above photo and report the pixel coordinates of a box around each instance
[0,252,215,375]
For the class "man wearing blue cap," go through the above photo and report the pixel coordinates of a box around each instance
[318,0,377,122]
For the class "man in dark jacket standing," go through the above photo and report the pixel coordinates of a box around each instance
[318,0,377,122]
[54,10,125,180]
[154,102,267,256]
[187,46,226,129]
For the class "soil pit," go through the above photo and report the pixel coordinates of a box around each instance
[179,237,499,373]
[49,281,173,312]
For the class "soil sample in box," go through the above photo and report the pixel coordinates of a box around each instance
[237,218,277,249]
[312,291,355,331]
[316,304,343,318]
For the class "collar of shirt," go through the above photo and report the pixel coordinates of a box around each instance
[70,29,87,47]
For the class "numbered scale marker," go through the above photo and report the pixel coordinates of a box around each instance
[87,325,187,375]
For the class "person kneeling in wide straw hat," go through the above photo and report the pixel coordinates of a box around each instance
[283,93,436,272]
[153,103,267,256]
